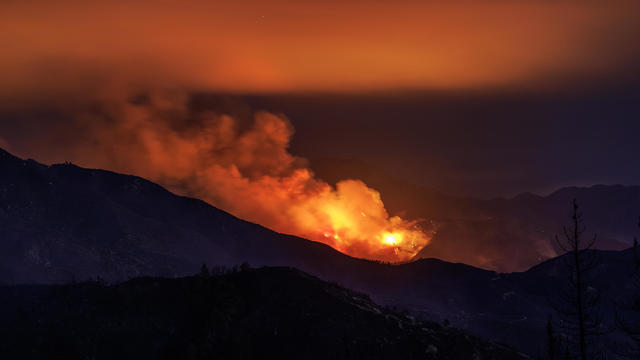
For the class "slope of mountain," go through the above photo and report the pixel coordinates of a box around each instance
[311,157,638,272]
[0,147,363,284]
[0,266,528,360]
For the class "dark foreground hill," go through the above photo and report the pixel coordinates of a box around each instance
[0,266,527,360]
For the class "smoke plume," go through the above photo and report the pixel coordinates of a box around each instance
[54,90,431,262]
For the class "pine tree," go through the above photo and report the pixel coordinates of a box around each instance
[551,199,603,360]
[200,263,210,277]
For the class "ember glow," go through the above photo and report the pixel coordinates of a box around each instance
[61,91,431,262]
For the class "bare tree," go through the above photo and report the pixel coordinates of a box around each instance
[551,199,603,360]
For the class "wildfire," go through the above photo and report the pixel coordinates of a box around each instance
[290,180,430,261]
[383,234,398,246]
[65,91,432,262]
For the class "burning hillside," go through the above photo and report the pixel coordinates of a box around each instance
[52,91,431,262]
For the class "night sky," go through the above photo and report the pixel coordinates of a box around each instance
[251,86,640,198]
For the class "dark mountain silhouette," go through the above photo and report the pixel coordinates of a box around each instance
[311,157,637,272]
[0,266,527,359]
[2,147,640,356]
[0,147,362,284]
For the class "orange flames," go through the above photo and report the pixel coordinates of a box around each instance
[284,176,429,261]
[67,91,431,262]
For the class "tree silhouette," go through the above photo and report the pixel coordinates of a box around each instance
[551,199,603,360]
[199,263,210,277]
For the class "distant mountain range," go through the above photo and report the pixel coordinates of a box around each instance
[2,147,639,357]
[311,158,638,272]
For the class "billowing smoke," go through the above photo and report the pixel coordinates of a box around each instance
[58,90,430,262]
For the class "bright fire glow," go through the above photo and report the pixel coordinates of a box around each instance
[384,234,398,246]
[289,182,430,261]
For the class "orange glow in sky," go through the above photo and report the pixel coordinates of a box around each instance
[1,0,639,99]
